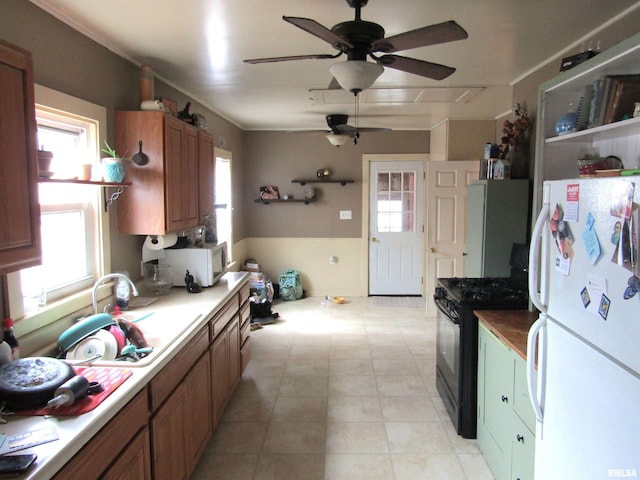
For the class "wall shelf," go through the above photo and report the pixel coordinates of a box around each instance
[254,198,316,205]
[291,179,354,186]
[38,177,132,210]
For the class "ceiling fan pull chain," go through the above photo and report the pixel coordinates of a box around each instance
[354,94,360,144]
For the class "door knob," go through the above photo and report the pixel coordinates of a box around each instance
[429,248,435,253]
[371,237,378,243]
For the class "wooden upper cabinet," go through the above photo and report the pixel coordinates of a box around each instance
[0,40,41,274]
[197,130,215,221]
[116,111,211,235]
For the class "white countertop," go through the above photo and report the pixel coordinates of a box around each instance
[1,271,248,479]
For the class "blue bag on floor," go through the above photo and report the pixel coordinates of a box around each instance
[279,269,303,301]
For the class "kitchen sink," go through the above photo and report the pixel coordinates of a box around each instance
[65,309,199,368]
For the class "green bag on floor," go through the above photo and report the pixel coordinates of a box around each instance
[279,269,303,301]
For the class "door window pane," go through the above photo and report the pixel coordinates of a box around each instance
[376,169,417,233]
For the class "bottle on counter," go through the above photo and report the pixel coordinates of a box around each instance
[114,271,131,310]
[2,318,20,360]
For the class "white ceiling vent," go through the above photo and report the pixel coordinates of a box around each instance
[308,87,486,106]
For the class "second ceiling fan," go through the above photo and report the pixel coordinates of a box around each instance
[244,0,468,93]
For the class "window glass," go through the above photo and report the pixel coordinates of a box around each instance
[20,108,100,313]
[376,169,417,233]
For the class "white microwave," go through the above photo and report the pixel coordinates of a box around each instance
[160,242,228,287]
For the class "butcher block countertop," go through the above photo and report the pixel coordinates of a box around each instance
[474,309,539,360]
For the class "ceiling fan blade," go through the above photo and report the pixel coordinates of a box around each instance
[328,77,341,89]
[377,54,456,80]
[244,53,339,64]
[372,21,468,53]
[284,16,353,49]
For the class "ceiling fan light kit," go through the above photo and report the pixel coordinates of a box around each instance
[329,60,384,94]
[325,132,351,146]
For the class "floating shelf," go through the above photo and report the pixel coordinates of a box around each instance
[254,198,316,205]
[38,178,132,187]
[291,179,354,186]
[38,177,132,210]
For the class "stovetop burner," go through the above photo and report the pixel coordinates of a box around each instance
[436,276,528,308]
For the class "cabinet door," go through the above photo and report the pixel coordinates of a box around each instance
[198,130,215,221]
[183,126,199,227]
[151,384,189,480]
[103,427,152,480]
[227,318,241,394]
[481,326,513,462]
[183,351,212,472]
[211,331,229,426]
[510,419,535,480]
[0,40,41,274]
[164,115,187,232]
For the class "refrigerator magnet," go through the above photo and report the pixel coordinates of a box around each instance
[564,183,579,222]
[581,212,601,265]
[598,294,611,320]
[580,286,591,308]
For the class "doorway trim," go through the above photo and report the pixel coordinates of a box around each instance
[361,153,430,297]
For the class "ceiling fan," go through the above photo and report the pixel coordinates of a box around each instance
[319,114,390,146]
[244,0,468,94]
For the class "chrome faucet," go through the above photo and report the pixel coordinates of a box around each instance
[92,273,139,314]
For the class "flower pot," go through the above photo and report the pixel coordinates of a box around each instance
[102,158,125,183]
[37,150,53,174]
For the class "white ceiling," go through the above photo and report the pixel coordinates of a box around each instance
[31,0,640,132]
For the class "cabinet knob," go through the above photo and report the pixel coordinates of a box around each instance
[462,252,467,256]
[516,434,524,443]
[501,395,508,403]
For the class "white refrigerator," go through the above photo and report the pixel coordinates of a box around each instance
[527,177,640,479]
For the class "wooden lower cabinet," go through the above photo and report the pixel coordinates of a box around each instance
[53,389,149,480]
[477,321,535,480]
[151,351,212,480]
[103,427,152,480]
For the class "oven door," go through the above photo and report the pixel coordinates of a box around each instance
[435,299,461,408]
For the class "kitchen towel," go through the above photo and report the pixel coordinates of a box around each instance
[17,367,133,417]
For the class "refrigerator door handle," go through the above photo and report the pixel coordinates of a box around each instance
[527,316,546,423]
[529,204,549,314]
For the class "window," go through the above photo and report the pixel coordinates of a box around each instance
[8,85,108,321]
[376,170,416,233]
[214,148,232,254]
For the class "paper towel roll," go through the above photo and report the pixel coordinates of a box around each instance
[144,233,178,250]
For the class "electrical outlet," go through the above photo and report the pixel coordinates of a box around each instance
[339,210,352,220]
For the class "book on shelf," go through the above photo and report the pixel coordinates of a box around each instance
[587,74,640,128]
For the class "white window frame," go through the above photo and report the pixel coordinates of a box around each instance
[7,85,111,338]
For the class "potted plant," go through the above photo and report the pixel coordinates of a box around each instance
[101,140,128,182]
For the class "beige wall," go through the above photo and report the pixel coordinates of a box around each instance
[243,130,429,238]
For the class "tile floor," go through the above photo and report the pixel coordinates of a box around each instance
[191,296,495,480]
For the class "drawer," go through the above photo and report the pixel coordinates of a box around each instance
[239,282,250,307]
[210,296,237,340]
[241,337,251,371]
[240,318,250,347]
[149,326,209,411]
[240,301,250,326]
[513,351,536,433]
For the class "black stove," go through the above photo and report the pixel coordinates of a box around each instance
[434,247,529,438]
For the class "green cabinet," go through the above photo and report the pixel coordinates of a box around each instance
[478,321,535,480]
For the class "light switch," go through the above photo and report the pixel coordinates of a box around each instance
[340,210,352,220]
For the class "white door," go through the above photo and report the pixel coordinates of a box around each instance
[369,161,424,295]
[425,160,479,316]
